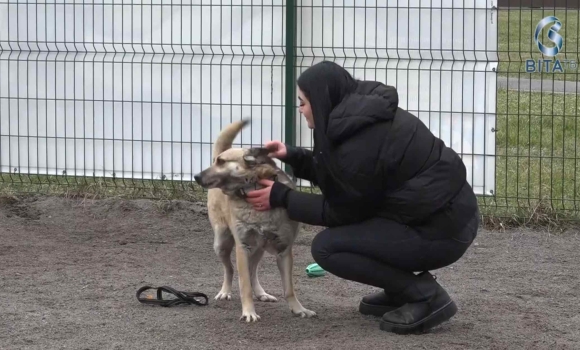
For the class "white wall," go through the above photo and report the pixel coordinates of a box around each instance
[0,0,497,195]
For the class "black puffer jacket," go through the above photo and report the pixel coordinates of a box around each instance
[270,64,479,241]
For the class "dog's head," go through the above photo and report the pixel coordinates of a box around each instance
[194,147,278,195]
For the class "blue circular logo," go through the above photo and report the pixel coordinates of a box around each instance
[534,16,563,57]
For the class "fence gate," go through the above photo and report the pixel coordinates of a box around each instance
[0,0,497,197]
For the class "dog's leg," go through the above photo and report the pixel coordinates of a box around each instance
[249,248,278,302]
[276,246,316,318]
[236,242,260,322]
[213,226,235,301]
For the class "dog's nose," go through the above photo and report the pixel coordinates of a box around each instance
[194,173,202,184]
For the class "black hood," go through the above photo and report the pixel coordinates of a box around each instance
[297,61,358,152]
[297,61,399,148]
[326,81,399,143]
[297,61,358,132]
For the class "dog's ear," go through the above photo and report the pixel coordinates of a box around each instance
[249,147,271,158]
[243,147,271,167]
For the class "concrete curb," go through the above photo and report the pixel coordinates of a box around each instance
[497,76,579,94]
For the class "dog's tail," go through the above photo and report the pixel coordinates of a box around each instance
[213,118,250,159]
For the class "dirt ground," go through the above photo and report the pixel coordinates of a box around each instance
[0,195,579,350]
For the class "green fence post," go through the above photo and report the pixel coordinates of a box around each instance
[284,0,296,176]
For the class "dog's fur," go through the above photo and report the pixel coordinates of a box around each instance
[194,119,316,322]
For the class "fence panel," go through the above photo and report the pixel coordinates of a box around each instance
[1,1,579,218]
[495,3,580,214]
[291,0,498,198]
[0,0,287,182]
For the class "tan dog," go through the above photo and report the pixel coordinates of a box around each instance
[194,119,316,322]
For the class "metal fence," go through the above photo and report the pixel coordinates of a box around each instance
[0,1,578,219]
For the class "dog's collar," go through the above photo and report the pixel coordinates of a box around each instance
[235,175,278,199]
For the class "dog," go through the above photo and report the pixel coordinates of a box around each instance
[194,119,316,322]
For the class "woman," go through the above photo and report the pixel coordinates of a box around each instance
[245,61,480,334]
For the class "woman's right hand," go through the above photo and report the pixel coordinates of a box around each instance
[264,140,287,159]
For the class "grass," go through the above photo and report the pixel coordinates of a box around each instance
[478,88,580,228]
[498,9,580,82]
[0,174,208,202]
[494,88,579,207]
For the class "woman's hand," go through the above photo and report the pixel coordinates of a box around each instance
[264,140,287,159]
[245,179,275,211]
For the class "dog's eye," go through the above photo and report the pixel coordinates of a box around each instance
[216,158,225,165]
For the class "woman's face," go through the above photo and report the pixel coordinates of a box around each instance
[298,88,314,129]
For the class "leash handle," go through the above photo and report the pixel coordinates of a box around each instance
[136,285,209,307]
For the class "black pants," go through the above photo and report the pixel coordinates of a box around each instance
[311,214,479,294]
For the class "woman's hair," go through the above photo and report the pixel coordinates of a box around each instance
[297,61,358,132]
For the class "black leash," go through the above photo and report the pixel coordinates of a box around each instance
[136,285,209,307]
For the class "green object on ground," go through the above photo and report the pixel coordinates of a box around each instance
[305,263,326,277]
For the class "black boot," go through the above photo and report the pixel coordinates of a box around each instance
[359,290,406,317]
[379,272,457,334]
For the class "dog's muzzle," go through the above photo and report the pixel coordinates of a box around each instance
[194,173,202,185]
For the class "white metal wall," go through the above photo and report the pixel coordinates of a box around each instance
[0,0,497,196]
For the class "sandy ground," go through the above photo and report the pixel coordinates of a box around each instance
[0,195,579,350]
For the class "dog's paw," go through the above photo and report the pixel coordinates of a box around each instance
[292,308,317,318]
[256,293,278,302]
[214,291,232,301]
[240,310,261,323]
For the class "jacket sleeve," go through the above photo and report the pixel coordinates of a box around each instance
[269,182,376,227]
[282,145,318,184]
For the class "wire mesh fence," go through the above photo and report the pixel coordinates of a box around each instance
[494,1,580,220]
[0,1,579,220]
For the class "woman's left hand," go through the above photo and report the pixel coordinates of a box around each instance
[245,179,275,211]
